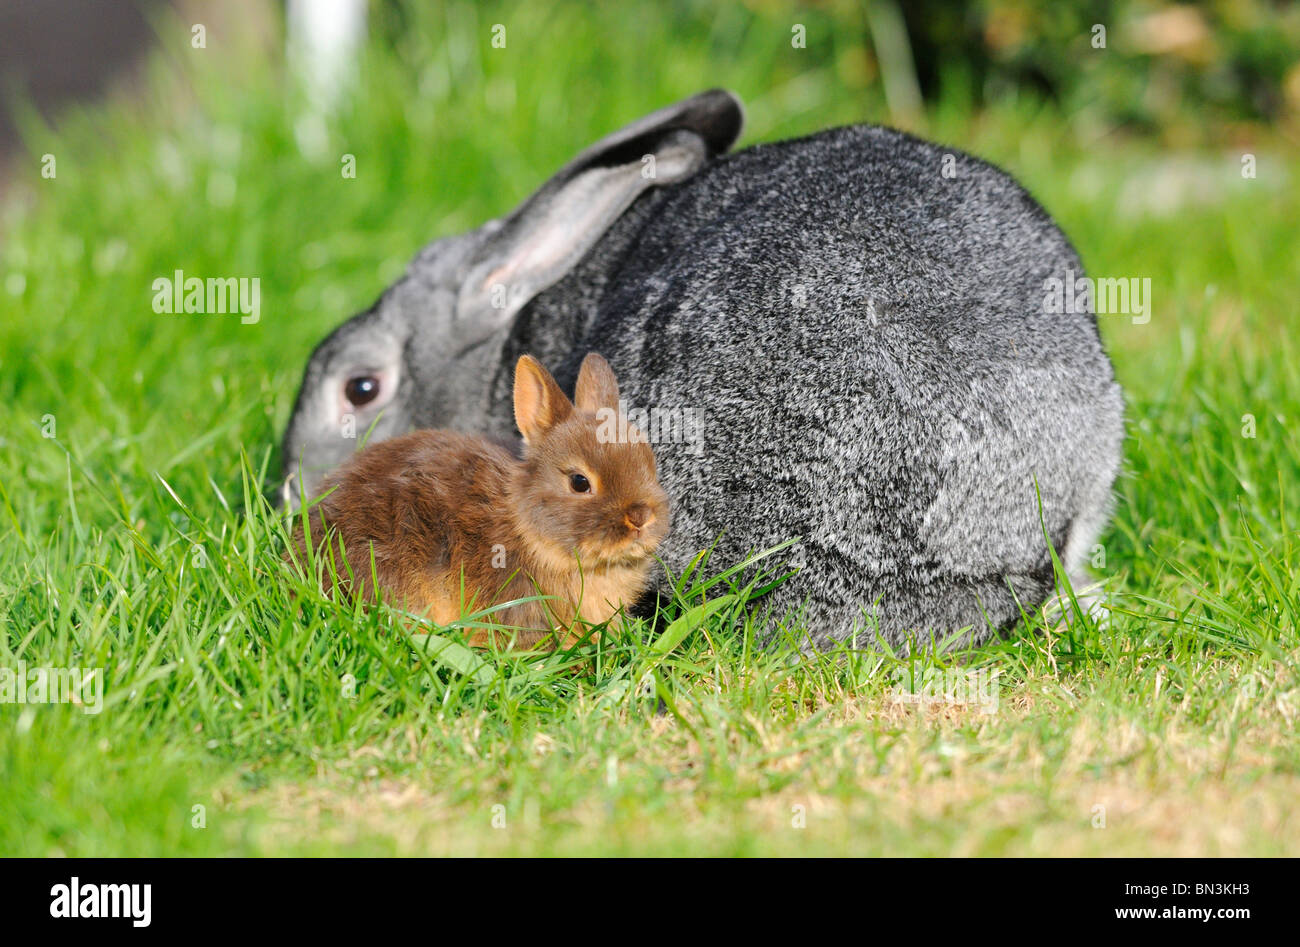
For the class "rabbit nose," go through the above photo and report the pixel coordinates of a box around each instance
[624,505,654,531]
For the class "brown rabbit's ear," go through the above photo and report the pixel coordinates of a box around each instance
[514,355,574,443]
[574,352,621,413]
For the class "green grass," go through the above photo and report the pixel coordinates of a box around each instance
[2,1,1298,856]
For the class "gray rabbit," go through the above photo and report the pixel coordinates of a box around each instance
[280,89,1124,649]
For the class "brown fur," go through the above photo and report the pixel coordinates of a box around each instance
[286,353,669,648]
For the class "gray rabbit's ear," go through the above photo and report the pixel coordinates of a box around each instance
[455,89,744,336]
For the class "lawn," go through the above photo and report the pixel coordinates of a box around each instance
[1,2,1298,856]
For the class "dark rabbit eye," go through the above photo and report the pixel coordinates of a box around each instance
[344,376,380,406]
[569,473,591,493]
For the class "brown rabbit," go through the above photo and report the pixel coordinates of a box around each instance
[287,352,670,648]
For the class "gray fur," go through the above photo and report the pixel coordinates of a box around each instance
[281,90,1124,649]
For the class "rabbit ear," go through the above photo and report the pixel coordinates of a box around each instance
[455,89,744,339]
[574,352,620,413]
[514,355,574,443]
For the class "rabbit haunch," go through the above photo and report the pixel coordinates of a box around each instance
[288,353,669,648]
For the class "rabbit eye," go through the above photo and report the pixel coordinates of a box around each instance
[344,375,381,406]
[569,473,591,494]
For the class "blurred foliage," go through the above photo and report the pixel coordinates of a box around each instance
[896,0,1300,136]
[368,0,1300,142]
